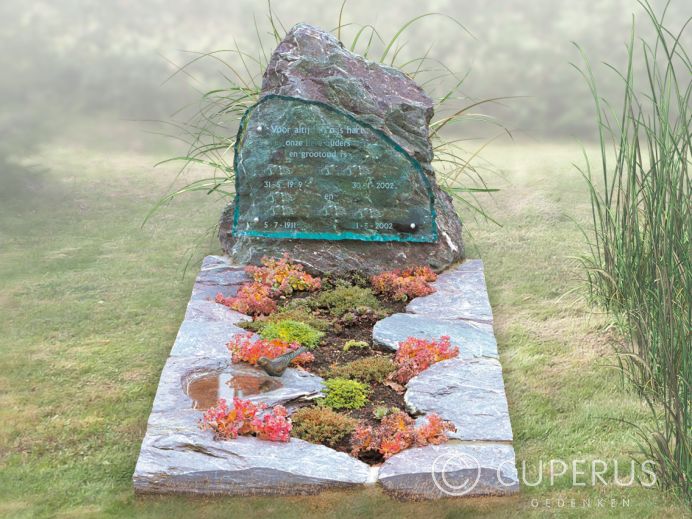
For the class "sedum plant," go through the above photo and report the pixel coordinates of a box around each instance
[322,378,369,410]
[342,339,369,352]
[393,336,459,383]
[227,332,314,366]
[199,397,291,442]
[315,284,382,318]
[370,265,437,302]
[259,319,324,349]
[291,406,358,447]
[329,356,395,384]
[351,412,455,459]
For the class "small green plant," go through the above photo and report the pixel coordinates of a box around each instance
[259,319,324,349]
[322,378,369,410]
[329,357,395,384]
[342,340,369,352]
[271,307,331,331]
[291,406,358,447]
[337,306,388,327]
[315,285,382,318]
[373,406,400,421]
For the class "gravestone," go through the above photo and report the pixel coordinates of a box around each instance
[219,23,464,275]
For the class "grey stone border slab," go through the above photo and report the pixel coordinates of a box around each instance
[406,265,493,323]
[406,358,513,441]
[379,443,519,499]
[373,313,497,359]
[373,259,517,495]
[133,256,518,499]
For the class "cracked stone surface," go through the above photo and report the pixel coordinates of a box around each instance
[405,358,513,442]
[379,443,519,499]
[373,313,497,358]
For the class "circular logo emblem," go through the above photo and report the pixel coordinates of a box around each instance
[431,451,482,496]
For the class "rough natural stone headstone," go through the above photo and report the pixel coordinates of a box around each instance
[373,312,497,358]
[219,23,464,275]
[378,443,519,499]
[405,358,513,442]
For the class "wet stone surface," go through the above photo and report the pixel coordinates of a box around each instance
[186,372,283,409]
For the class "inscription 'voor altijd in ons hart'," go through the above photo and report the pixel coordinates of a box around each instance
[232,95,437,242]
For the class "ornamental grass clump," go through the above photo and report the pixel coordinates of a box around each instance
[575,2,690,500]
[322,378,369,410]
[351,412,455,459]
[370,265,437,302]
[227,332,314,366]
[199,397,291,442]
[393,336,459,383]
[259,319,324,349]
[291,406,358,447]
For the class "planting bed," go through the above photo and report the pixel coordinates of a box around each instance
[133,256,519,499]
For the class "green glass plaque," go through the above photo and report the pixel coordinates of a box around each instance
[232,95,437,242]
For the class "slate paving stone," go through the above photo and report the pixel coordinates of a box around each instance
[134,433,370,495]
[372,313,497,358]
[378,443,519,499]
[405,358,513,442]
[169,320,247,358]
[406,267,493,323]
[184,299,250,324]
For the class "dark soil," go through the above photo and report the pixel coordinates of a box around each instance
[271,284,409,464]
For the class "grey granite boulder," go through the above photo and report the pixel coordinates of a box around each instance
[219,24,464,276]
[405,358,513,442]
[134,433,370,496]
[378,443,519,499]
[373,313,497,359]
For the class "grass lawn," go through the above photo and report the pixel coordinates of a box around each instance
[0,141,688,518]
